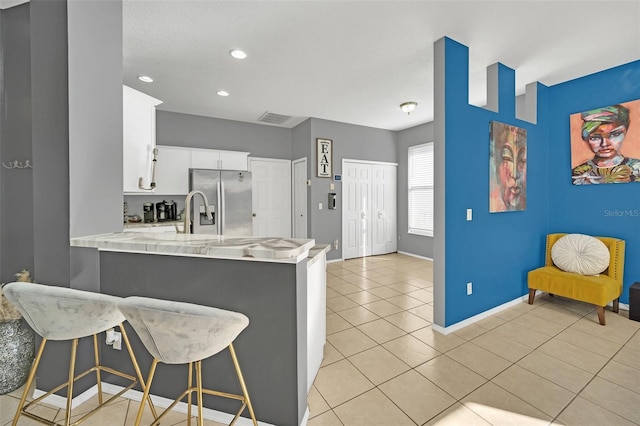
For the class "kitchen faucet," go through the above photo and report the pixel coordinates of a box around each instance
[182,190,213,234]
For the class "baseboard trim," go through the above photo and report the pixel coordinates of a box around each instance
[397,251,434,261]
[432,294,528,335]
[432,292,632,335]
[34,382,275,426]
[33,384,99,410]
[327,258,343,264]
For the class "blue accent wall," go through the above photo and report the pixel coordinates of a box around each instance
[546,60,640,305]
[441,37,639,327]
[441,38,549,327]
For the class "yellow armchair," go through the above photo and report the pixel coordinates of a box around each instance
[527,233,625,325]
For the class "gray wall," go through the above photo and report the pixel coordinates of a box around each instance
[0,3,33,282]
[157,110,293,159]
[31,0,70,286]
[308,118,397,260]
[67,0,123,238]
[397,122,435,258]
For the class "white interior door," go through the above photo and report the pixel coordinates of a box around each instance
[343,160,397,260]
[249,157,292,237]
[343,162,371,259]
[293,158,307,238]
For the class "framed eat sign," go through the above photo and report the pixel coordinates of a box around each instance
[316,138,333,178]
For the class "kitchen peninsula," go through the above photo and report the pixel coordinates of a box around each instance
[70,232,328,426]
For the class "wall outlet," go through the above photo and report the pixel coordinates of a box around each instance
[105,328,115,344]
[333,239,339,250]
[466,209,472,221]
[319,203,323,210]
[112,331,122,350]
[466,282,473,295]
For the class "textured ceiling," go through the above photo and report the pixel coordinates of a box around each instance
[38,1,640,131]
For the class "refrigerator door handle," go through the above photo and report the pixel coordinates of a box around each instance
[220,180,225,235]
[217,181,222,235]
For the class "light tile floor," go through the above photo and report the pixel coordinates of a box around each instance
[2,253,639,425]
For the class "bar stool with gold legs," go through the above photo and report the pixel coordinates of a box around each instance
[118,296,258,426]
[2,282,157,426]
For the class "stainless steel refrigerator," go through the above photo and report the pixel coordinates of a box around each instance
[189,169,253,235]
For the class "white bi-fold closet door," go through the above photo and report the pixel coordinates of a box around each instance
[342,160,397,260]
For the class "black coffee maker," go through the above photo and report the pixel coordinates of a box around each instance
[156,200,177,222]
[155,201,167,221]
[165,200,177,221]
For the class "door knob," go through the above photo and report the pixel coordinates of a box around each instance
[361,211,366,219]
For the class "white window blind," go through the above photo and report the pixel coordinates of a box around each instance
[408,142,434,237]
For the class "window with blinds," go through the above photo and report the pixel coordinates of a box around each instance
[408,142,434,237]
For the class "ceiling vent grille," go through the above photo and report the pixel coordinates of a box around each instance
[258,112,291,126]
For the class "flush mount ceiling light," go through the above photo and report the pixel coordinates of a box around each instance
[217,90,230,97]
[400,101,417,115]
[229,49,247,59]
[138,75,154,83]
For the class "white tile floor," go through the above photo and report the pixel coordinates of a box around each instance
[2,253,639,425]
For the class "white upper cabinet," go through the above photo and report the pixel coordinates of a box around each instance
[154,146,191,195]
[123,85,163,193]
[190,148,249,170]
[153,145,250,195]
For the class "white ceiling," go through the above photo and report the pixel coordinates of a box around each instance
[20,1,640,131]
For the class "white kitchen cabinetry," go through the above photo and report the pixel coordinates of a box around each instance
[123,85,163,193]
[154,146,191,195]
[190,148,249,170]
[151,145,250,195]
[307,248,327,392]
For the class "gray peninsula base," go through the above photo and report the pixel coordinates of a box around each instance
[99,250,307,426]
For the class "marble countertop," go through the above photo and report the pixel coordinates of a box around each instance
[71,232,316,263]
[124,220,183,229]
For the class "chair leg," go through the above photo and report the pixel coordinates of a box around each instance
[12,338,47,426]
[196,360,204,426]
[93,334,103,406]
[61,338,80,425]
[120,324,158,420]
[596,306,606,326]
[528,289,536,305]
[613,298,620,313]
[135,359,159,426]
[188,362,193,426]
[228,343,258,426]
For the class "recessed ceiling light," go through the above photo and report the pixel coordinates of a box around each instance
[229,49,247,60]
[217,90,230,97]
[138,75,153,83]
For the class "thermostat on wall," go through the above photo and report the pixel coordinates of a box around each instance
[333,175,341,181]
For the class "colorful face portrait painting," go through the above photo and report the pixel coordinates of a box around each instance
[570,100,640,184]
[489,121,527,213]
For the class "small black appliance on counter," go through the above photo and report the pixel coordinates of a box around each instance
[155,200,177,222]
[143,203,154,223]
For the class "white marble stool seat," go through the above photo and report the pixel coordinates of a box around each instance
[2,282,156,426]
[118,296,258,426]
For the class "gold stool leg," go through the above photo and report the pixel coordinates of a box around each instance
[196,360,204,426]
[188,362,193,426]
[93,333,103,406]
[65,338,79,426]
[135,359,158,426]
[12,338,47,426]
[120,324,159,420]
[228,343,258,426]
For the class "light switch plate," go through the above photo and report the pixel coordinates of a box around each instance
[330,183,335,190]
[319,203,323,210]
[466,209,472,221]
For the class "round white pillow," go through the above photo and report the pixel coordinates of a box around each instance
[551,234,610,275]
